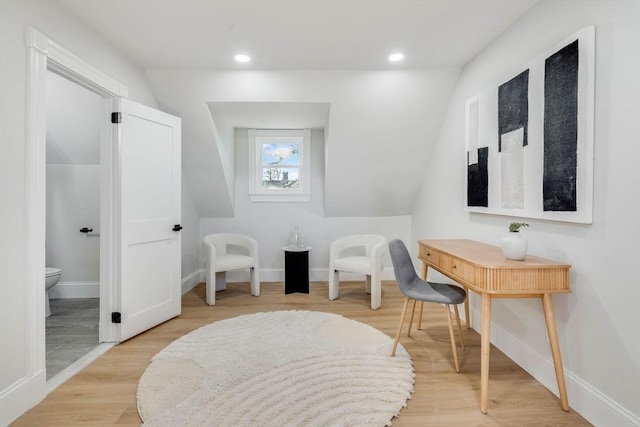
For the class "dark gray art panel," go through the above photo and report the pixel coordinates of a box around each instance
[498,70,529,152]
[467,147,488,207]
[543,40,579,211]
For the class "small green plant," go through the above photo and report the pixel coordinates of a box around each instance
[509,222,529,232]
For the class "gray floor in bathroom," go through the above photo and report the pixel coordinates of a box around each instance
[46,298,99,380]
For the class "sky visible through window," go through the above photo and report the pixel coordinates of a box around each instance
[262,142,300,189]
[262,142,299,165]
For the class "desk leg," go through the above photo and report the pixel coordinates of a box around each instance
[480,293,492,414]
[418,263,428,330]
[542,294,570,411]
[464,290,471,329]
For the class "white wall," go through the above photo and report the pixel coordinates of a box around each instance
[412,1,640,425]
[0,1,199,424]
[181,177,201,293]
[200,128,412,283]
[46,165,100,286]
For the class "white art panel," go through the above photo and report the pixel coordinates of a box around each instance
[501,128,524,209]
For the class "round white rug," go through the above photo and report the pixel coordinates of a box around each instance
[137,310,414,426]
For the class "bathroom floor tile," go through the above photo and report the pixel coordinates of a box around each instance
[46,298,99,380]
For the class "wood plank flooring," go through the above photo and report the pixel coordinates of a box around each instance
[14,281,591,426]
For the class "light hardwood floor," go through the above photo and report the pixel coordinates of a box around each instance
[14,281,590,426]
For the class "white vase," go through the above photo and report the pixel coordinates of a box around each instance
[501,232,528,260]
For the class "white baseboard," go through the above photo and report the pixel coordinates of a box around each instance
[48,281,99,299]
[470,308,639,427]
[181,269,203,295]
[50,273,206,299]
[0,378,31,427]
[0,369,46,427]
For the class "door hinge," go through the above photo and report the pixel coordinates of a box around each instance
[111,312,122,323]
[111,112,122,124]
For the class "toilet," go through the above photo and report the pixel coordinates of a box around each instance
[45,267,62,317]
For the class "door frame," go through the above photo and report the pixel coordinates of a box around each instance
[24,27,125,397]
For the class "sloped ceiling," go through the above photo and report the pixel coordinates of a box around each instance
[59,0,537,218]
[46,72,101,165]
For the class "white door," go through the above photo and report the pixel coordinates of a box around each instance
[119,99,181,341]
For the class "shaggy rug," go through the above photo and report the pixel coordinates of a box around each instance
[137,310,414,426]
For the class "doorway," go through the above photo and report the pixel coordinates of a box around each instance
[44,71,103,380]
[25,27,124,399]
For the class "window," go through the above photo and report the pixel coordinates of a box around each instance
[248,129,311,202]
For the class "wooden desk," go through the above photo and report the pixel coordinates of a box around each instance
[418,239,571,414]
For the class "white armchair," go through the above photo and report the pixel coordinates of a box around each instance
[328,234,387,310]
[203,233,260,306]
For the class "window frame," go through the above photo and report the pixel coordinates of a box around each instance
[248,129,311,202]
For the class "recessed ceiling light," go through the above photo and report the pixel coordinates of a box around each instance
[235,54,251,63]
[388,53,404,62]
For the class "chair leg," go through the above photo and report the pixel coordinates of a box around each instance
[205,268,216,306]
[407,299,417,337]
[418,301,425,330]
[444,304,460,373]
[391,297,410,356]
[250,267,260,297]
[454,304,465,350]
[215,271,227,291]
[365,275,372,294]
[329,270,339,300]
[370,274,381,310]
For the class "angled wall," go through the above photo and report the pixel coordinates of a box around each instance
[147,68,460,218]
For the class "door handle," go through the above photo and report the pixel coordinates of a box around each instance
[172,224,183,232]
[80,227,93,233]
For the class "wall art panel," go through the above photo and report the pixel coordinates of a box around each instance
[464,26,594,223]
